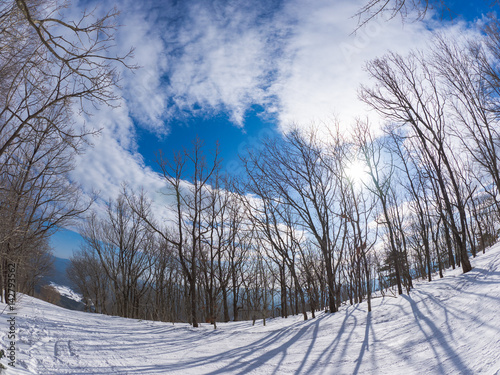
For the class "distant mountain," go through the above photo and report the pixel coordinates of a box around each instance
[45,256,74,288]
[39,255,86,311]
[49,282,85,311]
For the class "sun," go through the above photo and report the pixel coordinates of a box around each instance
[345,160,370,185]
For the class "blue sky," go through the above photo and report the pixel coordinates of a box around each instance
[135,106,279,176]
[51,0,492,259]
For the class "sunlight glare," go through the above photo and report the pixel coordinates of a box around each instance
[345,159,369,185]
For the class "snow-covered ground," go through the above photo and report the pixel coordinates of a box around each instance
[2,244,500,374]
[49,283,83,303]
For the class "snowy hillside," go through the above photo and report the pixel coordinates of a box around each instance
[2,245,500,375]
[48,283,83,304]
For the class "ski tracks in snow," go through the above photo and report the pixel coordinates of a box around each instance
[2,244,500,374]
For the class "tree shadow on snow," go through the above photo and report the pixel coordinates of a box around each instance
[126,314,332,375]
[400,294,474,375]
[352,311,371,375]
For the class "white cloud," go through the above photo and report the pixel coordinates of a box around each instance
[132,0,475,135]
[269,0,433,132]
[116,3,170,135]
[68,0,482,214]
[162,0,278,126]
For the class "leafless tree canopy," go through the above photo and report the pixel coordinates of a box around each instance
[355,0,498,30]
[0,0,132,301]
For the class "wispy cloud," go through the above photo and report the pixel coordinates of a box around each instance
[69,0,480,210]
[269,0,442,131]
[124,0,464,132]
[159,0,285,126]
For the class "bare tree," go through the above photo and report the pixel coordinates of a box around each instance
[353,120,408,294]
[0,111,91,301]
[360,51,473,273]
[68,249,110,314]
[17,237,53,296]
[80,195,154,319]
[130,138,220,327]
[342,163,378,311]
[354,0,432,29]
[0,0,133,301]
[243,188,309,321]
[432,35,500,214]
[0,0,132,162]
[226,200,252,322]
[354,0,498,29]
[386,126,435,281]
[242,128,348,313]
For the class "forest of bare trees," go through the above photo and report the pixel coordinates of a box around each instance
[70,80,500,324]
[2,0,500,328]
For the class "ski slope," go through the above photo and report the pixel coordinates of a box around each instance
[2,244,500,374]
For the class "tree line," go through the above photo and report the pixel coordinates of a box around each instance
[68,19,500,325]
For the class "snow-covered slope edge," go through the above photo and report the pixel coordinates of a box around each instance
[2,244,500,375]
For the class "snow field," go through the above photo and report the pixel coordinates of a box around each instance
[1,244,500,374]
